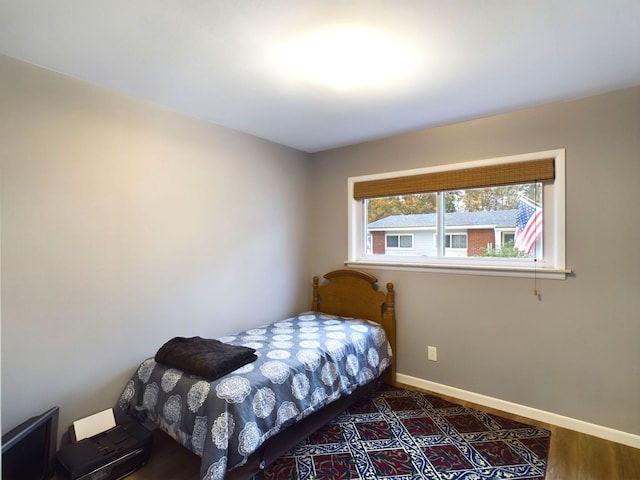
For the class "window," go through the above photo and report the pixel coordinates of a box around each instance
[445,233,467,249]
[386,234,413,249]
[502,232,515,244]
[347,149,567,278]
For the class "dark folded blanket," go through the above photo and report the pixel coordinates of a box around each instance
[154,336,257,381]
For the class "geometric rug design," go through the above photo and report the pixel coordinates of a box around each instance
[261,386,550,479]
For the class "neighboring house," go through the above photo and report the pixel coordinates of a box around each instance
[368,209,518,257]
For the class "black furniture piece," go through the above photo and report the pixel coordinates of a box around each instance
[1,406,59,480]
[56,421,152,480]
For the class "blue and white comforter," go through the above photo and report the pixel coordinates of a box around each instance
[117,312,392,480]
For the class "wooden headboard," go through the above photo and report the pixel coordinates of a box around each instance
[312,269,396,385]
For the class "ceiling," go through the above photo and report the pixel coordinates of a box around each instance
[1,1,639,153]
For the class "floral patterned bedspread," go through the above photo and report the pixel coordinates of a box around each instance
[117,312,392,480]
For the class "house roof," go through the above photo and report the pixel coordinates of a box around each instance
[368,209,518,229]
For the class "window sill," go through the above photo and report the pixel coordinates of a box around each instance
[344,260,571,279]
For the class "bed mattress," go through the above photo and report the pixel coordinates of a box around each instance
[117,311,392,480]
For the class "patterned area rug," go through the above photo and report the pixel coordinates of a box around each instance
[261,386,550,480]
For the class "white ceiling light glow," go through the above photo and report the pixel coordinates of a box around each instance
[277,26,416,90]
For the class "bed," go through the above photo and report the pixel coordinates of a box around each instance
[117,269,396,479]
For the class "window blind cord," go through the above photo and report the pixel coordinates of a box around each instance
[533,182,542,300]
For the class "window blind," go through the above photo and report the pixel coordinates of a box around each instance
[353,158,555,200]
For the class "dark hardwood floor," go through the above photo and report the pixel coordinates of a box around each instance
[127,429,200,479]
[127,387,640,479]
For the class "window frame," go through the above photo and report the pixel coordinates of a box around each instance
[444,233,467,250]
[500,230,516,247]
[346,149,568,279]
[386,233,414,250]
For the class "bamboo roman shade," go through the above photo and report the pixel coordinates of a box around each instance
[353,158,555,200]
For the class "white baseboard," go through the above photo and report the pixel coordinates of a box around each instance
[396,373,640,450]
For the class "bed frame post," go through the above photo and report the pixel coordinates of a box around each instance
[312,276,320,311]
[384,282,396,386]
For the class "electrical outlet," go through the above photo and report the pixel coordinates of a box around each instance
[427,346,437,361]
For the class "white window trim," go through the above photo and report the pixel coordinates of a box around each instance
[346,149,569,279]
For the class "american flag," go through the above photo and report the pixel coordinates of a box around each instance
[514,198,542,255]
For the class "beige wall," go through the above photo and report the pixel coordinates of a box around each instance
[0,55,311,438]
[2,51,639,443]
[310,86,640,435]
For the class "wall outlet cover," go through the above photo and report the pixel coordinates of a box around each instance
[427,346,437,361]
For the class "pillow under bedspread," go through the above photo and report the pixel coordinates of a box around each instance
[154,336,257,380]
